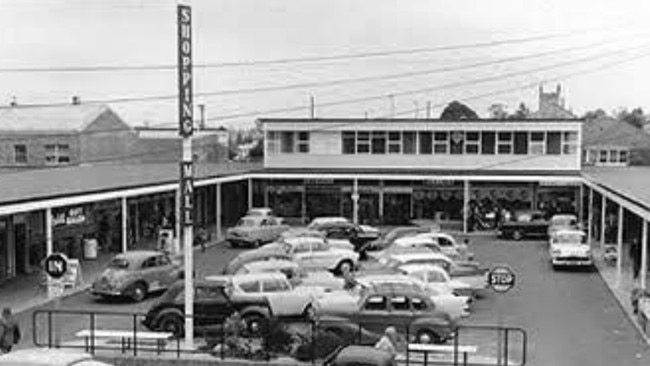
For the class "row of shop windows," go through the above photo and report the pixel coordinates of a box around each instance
[583,148,629,165]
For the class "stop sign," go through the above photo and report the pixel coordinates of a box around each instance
[44,253,68,279]
[488,265,516,293]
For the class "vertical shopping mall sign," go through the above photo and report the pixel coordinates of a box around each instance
[178,4,193,138]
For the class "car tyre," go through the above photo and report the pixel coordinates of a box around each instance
[158,313,184,338]
[417,329,444,344]
[229,240,240,248]
[512,230,523,241]
[129,282,147,302]
[243,313,266,336]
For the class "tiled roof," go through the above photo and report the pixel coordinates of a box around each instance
[258,118,581,124]
[582,117,650,148]
[0,104,113,132]
[0,162,261,206]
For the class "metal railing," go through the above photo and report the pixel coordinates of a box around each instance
[33,309,527,365]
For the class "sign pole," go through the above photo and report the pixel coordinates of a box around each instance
[487,264,516,366]
[177,2,194,348]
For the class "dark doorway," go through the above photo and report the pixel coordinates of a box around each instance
[14,223,27,274]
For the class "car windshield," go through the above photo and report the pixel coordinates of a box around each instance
[554,233,585,244]
[552,217,577,227]
[237,218,257,227]
[109,258,129,269]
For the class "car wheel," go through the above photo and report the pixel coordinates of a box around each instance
[158,313,184,337]
[129,282,147,302]
[229,240,239,248]
[253,240,263,248]
[335,260,353,275]
[417,329,444,344]
[243,313,266,335]
[512,230,523,241]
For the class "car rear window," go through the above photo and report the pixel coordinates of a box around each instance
[109,258,129,269]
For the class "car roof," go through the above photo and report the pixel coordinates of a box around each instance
[552,229,585,236]
[389,252,452,262]
[113,250,161,261]
[238,215,267,223]
[0,349,102,366]
[332,345,394,366]
[243,258,298,271]
[284,236,326,245]
[231,272,287,283]
[394,236,437,245]
[399,263,448,274]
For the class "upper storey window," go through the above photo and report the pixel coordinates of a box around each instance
[267,131,310,154]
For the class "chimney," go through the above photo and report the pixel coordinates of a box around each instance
[72,96,81,105]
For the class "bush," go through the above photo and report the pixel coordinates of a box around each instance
[294,330,346,361]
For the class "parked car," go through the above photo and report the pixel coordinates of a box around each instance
[221,249,292,275]
[90,250,182,302]
[354,274,471,320]
[142,280,272,337]
[497,210,549,240]
[234,258,346,290]
[549,229,593,269]
[259,236,359,274]
[308,217,380,245]
[204,273,329,317]
[324,345,397,366]
[312,285,455,344]
[410,232,475,261]
[280,227,326,239]
[361,226,438,252]
[0,349,113,366]
[246,207,275,217]
[548,214,580,238]
[226,215,290,248]
[398,263,475,298]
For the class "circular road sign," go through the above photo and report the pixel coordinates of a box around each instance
[44,253,68,279]
[488,265,516,293]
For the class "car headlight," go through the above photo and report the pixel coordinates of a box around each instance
[552,249,561,257]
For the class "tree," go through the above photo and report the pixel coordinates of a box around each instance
[582,108,608,121]
[509,102,531,119]
[248,139,264,160]
[488,103,509,119]
[616,107,647,129]
[440,101,479,120]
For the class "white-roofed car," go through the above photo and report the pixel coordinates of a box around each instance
[307,217,381,251]
[383,252,489,296]
[353,274,470,320]
[409,232,475,261]
[549,229,593,269]
[205,272,328,317]
[264,236,359,274]
[234,258,346,291]
[226,215,290,248]
[398,263,475,298]
[0,349,113,366]
[548,214,581,238]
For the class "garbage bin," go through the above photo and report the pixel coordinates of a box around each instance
[83,238,98,260]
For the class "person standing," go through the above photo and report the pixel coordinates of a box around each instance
[0,307,21,354]
[630,237,641,280]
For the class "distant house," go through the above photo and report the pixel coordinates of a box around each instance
[0,100,138,168]
[133,127,230,163]
[582,116,650,166]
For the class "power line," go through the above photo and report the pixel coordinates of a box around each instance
[0,25,637,74]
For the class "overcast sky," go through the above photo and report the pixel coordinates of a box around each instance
[1,0,650,128]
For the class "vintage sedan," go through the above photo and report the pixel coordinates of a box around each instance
[313,286,455,344]
[226,215,290,248]
[548,214,580,238]
[409,232,475,261]
[362,226,437,252]
[354,274,471,320]
[398,263,475,298]
[221,248,292,275]
[498,210,549,240]
[235,258,346,290]
[549,229,593,268]
[90,250,182,302]
[308,217,381,245]
[205,273,329,317]
[260,236,359,274]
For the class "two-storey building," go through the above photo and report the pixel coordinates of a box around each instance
[256,118,583,227]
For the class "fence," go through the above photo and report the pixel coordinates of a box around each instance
[32,309,527,366]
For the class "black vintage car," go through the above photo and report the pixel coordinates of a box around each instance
[497,210,549,240]
[142,280,273,337]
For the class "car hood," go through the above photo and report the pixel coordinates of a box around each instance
[313,290,359,315]
[94,268,129,284]
[358,225,380,236]
[552,244,590,255]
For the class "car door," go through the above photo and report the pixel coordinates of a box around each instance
[156,254,179,288]
[140,255,164,291]
[292,241,315,269]
[309,241,337,270]
[357,295,389,334]
[530,213,548,237]
[388,295,415,335]
[194,285,233,326]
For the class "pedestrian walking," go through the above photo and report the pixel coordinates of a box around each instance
[0,307,21,354]
[374,326,398,358]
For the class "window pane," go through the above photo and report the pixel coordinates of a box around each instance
[281,132,294,153]
[466,131,479,141]
[434,132,448,141]
[609,150,619,162]
[342,132,355,154]
[390,296,410,311]
[450,131,464,154]
[599,150,607,162]
[364,296,387,311]
[620,150,629,162]
[371,131,386,154]
[481,132,495,154]
[531,132,545,142]
[434,144,447,154]
[403,132,416,154]
[514,132,528,155]
[498,132,512,141]
[389,132,401,141]
[465,144,479,154]
[498,144,512,154]
[563,131,577,143]
[563,144,577,155]
[419,132,432,154]
[298,132,309,141]
[546,132,562,155]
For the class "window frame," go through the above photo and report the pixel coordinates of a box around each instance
[13,144,27,164]
[45,143,71,165]
[433,131,449,154]
[465,131,480,154]
[388,131,401,154]
[497,132,513,155]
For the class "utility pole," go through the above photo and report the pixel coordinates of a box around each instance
[309,95,315,119]
[199,104,206,129]
[426,101,432,119]
[177,2,194,348]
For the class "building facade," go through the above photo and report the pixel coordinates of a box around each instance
[259,118,583,226]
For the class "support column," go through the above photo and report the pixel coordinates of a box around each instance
[641,220,648,290]
[216,183,222,241]
[352,178,359,225]
[600,195,607,247]
[379,182,385,224]
[121,197,128,253]
[301,188,307,225]
[248,178,253,210]
[45,208,53,256]
[616,204,624,286]
[463,180,470,234]
[578,184,584,223]
[587,188,594,244]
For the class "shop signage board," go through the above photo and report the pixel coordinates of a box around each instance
[177,3,193,138]
[52,206,86,227]
[180,161,194,226]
